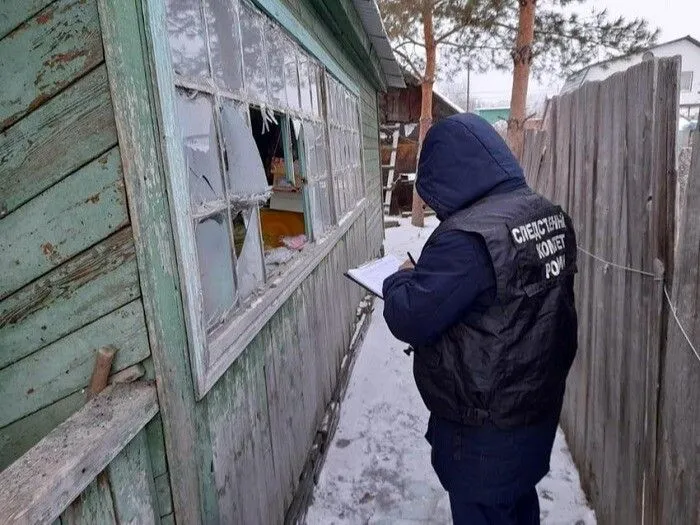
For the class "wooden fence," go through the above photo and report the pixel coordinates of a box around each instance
[523,57,698,525]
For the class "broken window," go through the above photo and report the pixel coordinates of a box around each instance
[164,0,363,381]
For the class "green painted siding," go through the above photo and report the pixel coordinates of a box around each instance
[0,0,172,521]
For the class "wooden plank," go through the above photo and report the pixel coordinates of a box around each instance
[0,147,129,300]
[107,429,159,525]
[656,113,699,525]
[154,473,173,518]
[60,476,117,525]
[0,0,55,40]
[97,1,202,523]
[0,299,149,427]
[0,227,139,369]
[145,415,168,478]
[204,334,276,524]
[0,65,118,216]
[0,363,149,471]
[0,382,158,524]
[0,0,104,131]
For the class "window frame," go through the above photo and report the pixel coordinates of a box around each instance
[156,0,369,399]
[680,71,694,93]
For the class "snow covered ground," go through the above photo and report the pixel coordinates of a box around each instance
[306,217,596,525]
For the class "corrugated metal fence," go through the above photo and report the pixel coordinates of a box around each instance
[522,57,699,525]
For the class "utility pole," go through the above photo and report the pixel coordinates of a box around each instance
[507,0,536,160]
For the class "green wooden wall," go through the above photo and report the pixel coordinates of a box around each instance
[0,0,173,521]
[0,0,385,522]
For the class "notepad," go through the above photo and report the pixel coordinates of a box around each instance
[345,254,402,299]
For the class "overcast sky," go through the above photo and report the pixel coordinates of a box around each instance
[438,0,700,106]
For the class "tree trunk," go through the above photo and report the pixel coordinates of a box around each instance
[507,0,536,160]
[412,2,436,227]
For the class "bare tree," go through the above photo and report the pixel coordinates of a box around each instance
[378,0,658,224]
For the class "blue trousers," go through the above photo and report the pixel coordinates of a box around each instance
[449,487,540,525]
[426,414,557,524]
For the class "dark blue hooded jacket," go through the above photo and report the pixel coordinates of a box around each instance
[382,114,559,505]
[383,113,526,346]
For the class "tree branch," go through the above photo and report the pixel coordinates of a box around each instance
[392,47,425,79]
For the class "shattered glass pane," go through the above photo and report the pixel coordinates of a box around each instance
[309,63,319,117]
[284,39,300,110]
[306,183,323,239]
[298,54,312,114]
[195,214,237,330]
[176,91,225,210]
[231,208,265,300]
[204,0,243,92]
[303,122,317,181]
[240,4,267,100]
[318,178,333,227]
[315,122,329,179]
[266,24,287,107]
[220,100,270,198]
[165,0,210,78]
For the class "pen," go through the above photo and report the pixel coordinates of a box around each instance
[407,252,417,265]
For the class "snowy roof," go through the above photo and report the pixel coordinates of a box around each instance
[351,0,406,88]
[432,88,465,114]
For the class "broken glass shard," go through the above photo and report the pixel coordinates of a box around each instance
[231,207,265,300]
[195,214,237,330]
[176,91,225,210]
[220,101,270,198]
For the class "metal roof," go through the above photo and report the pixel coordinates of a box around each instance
[351,0,406,88]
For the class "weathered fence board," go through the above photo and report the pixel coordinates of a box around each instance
[0,0,104,131]
[0,227,139,369]
[0,65,118,216]
[656,128,700,525]
[522,57,682,525]
[0,147,128,300]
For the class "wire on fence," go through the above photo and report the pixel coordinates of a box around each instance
[576,245,700,364]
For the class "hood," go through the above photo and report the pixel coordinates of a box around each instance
[416,113,525,220]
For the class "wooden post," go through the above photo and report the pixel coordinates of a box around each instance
[507,0,537,160]
[87,346,118,399]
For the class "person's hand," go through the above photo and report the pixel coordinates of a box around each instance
[400,259,415,271]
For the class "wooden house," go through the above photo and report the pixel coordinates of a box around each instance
[378,72,463,215]
[0,0,403,522]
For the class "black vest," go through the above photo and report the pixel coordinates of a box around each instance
[413,188,578,428]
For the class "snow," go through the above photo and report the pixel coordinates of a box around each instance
[306,217,596,524]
